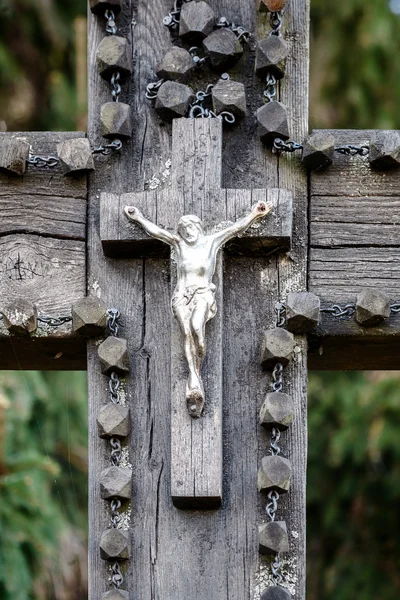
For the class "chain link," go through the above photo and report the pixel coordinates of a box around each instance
[111,562,124,588]
[390,302,400,314]
[335,144,369,157]
[263,72,277,103]
[27,155,59,168]
[109,371,121,404]
[107,308,121,336]
[92,139,123,155]
[275,302,286,327]
[110,497,122,528]
[269,11,283,36]
[273,138,303,154]
[266,489,280,521]
[216,16,251,44]
[320,303,356,318]
[110,436,122,466]
[37,315,73,327]
[111,71,122,102]
[189,46,208,67]
[163,0,193,28]
[105,9,118,35]
[271,555,283,585]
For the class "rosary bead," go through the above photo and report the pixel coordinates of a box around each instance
[97,36,132,81]
[260,392,294,430]
[155,81,194,121]
[369,130,400,170]
[89,0,122,15]
[301,131,335,171]
[102,591,129,600]
[255,37,288,79]
[57,138,95,174]
[0,137,30,175]
[260,327,295,369]
[259,521,289,555]
[261,586,291,600]
[355,288,390,327]
[285,291,320,333]
[101,102,132,139]
[100,466,132,500]
[203,28,243,71]
[211,79,246,118]
[99,529,130,561]
[156,46,195,82]
[256,0,288,11]
[1,300,37,335]
[97,404,130,438]
[179,0,215,42]
[98,336,130,375]
[72,297,108,336]
[257,101,290,146]
[258,455,292,494]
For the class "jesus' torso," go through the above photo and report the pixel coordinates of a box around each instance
[174,236,218,294]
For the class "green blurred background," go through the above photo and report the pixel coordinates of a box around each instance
[1,1,400,599]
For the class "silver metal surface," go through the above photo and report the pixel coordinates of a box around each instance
[124,201,271,418]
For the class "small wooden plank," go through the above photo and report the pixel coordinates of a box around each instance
[309,247,400,300]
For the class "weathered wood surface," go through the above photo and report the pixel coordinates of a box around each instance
[88,0,309,599]
[309,129,400,301]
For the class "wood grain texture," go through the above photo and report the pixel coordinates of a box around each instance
[309,130,400,303]
[88,0,309,598]
[0,132,87,358]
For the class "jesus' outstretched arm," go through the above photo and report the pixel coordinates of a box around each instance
[124,206,179,247]
[211,200,272,249]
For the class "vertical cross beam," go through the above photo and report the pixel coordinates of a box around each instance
[100,118,292,509]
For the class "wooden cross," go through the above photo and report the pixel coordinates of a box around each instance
[3,0,400,598]
[100,117,292,509]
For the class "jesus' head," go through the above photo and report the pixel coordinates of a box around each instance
[177,215,203,244]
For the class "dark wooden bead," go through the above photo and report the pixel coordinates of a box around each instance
[369,130,400,170]
[256,0,288,11]
[260,392,294,430]
[259,521,289,555]
[0,138,30,175]
[285,291,320,333]
[57,138,95,174]
[260,327,295,369]
[355,288,390,327]
[72,297,108,336]
[101,102,132,139]
[89,0,122,15]
[156,46,195,82]
[155,81,194,122]
[255,37,288,79]
[261,586,291,600]
[212,79,246,118]
[98,336,130,375]
[302,131,335,171]
[99,529,130,561]
[179,0,215,42]
[203,28,243,71]
[258,455,292,494]
[102,591,129,600]
[97,404,130,438]
[100,466,132,500]
[1,299,37,335]
[97,36,132,81]
[257,101,290,146]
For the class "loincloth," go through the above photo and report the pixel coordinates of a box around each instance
[172,283,217,321]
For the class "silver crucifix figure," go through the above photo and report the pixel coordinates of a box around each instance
[124,200,271,418]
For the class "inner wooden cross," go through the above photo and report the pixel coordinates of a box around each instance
[100,118,292,509]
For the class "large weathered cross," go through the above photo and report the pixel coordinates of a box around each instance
[2,0,400,598]
[100,118,292,508]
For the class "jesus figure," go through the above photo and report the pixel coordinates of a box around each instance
[124,200,271,418]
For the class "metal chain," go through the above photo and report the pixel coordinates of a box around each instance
[27,155,59,168]
[111,562,124,588]
[107,308,121,336]
[264,72,277,103]
[266,489,280,521]
[216,17,251,44]
[272,363,284,392]
[189,46,208,67]
[390,302,400,314]
[275,302,286,327]
[273,138,303,154]
[271,555,284,585]
[92,139,123,155]
[37,315,73,327]
[320,303,356,318]
[269,11,283,36]
[270,426,281,455]
[146,78,164,100]
[105,9,118,35]
[111,72,122,102]
[110,498,122,528]
[335,144,369,157]
[189,81,235,123]
[109,371,121,404]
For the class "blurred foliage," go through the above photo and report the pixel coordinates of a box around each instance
[0,0,86,131]
[0,371,88,600]
[307,372,400,599]
[310,0,400,129]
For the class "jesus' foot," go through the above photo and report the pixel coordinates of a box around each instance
[186,387,205,419]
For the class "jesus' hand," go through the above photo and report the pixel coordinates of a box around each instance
[251,201,273,219]
[124,206,143,222]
